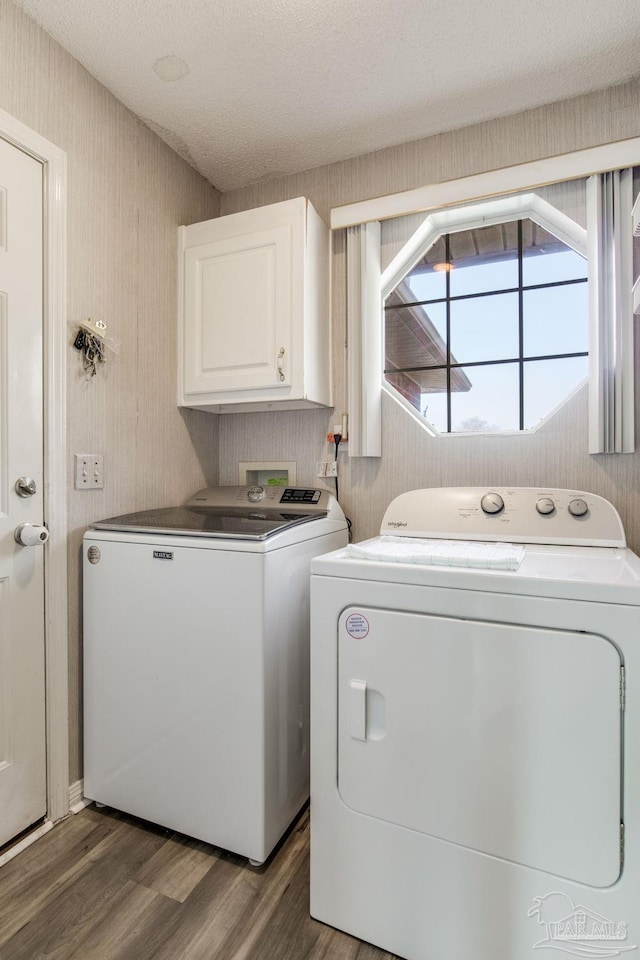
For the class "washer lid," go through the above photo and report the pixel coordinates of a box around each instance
[90,505,325,540]
[90,485,332,540]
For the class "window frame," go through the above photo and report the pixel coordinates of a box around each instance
[335,137,640,456]
[381,193,588,437]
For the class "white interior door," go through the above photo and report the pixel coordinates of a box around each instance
[0,136,46,847]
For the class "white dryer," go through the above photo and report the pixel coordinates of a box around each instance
[84,485,347,864]
[310,487,640,960]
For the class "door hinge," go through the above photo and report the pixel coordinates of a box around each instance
[620,666,626,711]
[620,821,625,867]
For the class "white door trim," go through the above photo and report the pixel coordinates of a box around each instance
[0,108,69,824]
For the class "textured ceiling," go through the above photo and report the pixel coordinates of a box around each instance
[12,0,640,192]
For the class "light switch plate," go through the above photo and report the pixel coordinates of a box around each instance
[75,454,104,489]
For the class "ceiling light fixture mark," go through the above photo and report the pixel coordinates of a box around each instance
[153,55,190,82]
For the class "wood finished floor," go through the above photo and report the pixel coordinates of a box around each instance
[0,805,399,960]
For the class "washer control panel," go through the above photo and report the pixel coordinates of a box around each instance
[380,487,626,547]
[187,485,328,514]
[280,488,322,504]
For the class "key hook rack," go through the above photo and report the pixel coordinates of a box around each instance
[72,318,120,380]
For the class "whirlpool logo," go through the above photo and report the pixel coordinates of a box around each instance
[386,520,407,528]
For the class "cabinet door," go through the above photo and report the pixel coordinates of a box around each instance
[183,214,303,396]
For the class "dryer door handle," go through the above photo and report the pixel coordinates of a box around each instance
[349,679,367,741]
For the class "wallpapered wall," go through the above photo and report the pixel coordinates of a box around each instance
[0,0,221,782]
[2,0,640,790]
[218,80,640,550]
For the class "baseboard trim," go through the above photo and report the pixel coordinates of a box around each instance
[69,779,91,814]
[0,778,90,868]
[0,821,53,868]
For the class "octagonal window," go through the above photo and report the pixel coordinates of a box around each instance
[383,201,588,434]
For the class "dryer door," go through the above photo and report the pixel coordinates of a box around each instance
[338,607,622,887]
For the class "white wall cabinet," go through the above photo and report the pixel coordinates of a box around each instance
[178,197,332,413]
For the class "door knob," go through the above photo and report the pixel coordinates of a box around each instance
[14,523,49,546]
[15,477,36,497]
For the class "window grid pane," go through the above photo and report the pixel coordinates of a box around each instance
[523,356,589,429]
[449,292,520,365]
[450,362,520,433]
[383,217,588,434]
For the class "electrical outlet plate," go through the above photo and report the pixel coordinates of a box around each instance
[327,417,348,444]
[75,453,104,489]
[316,461,338,477]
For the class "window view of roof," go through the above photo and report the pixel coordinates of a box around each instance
[384,216,588,433]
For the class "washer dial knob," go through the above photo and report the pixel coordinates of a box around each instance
[480,492,504,515]
[568,497,588,518]
[247,485,265,503]
[536,497,555,515]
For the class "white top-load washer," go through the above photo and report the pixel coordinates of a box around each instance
[310,487,640,960]
[83,485,347,865]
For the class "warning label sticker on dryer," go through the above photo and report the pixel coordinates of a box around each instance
[345,613,370,639]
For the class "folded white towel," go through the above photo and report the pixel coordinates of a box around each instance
[345,536,525,570]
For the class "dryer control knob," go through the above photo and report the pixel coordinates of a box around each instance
[536,497,555,515]
[480,492,504,515]
[247,485,265,502]
[568,497,588,517]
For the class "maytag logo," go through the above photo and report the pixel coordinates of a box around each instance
[153,550,173,560]
[387,520,407,528]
